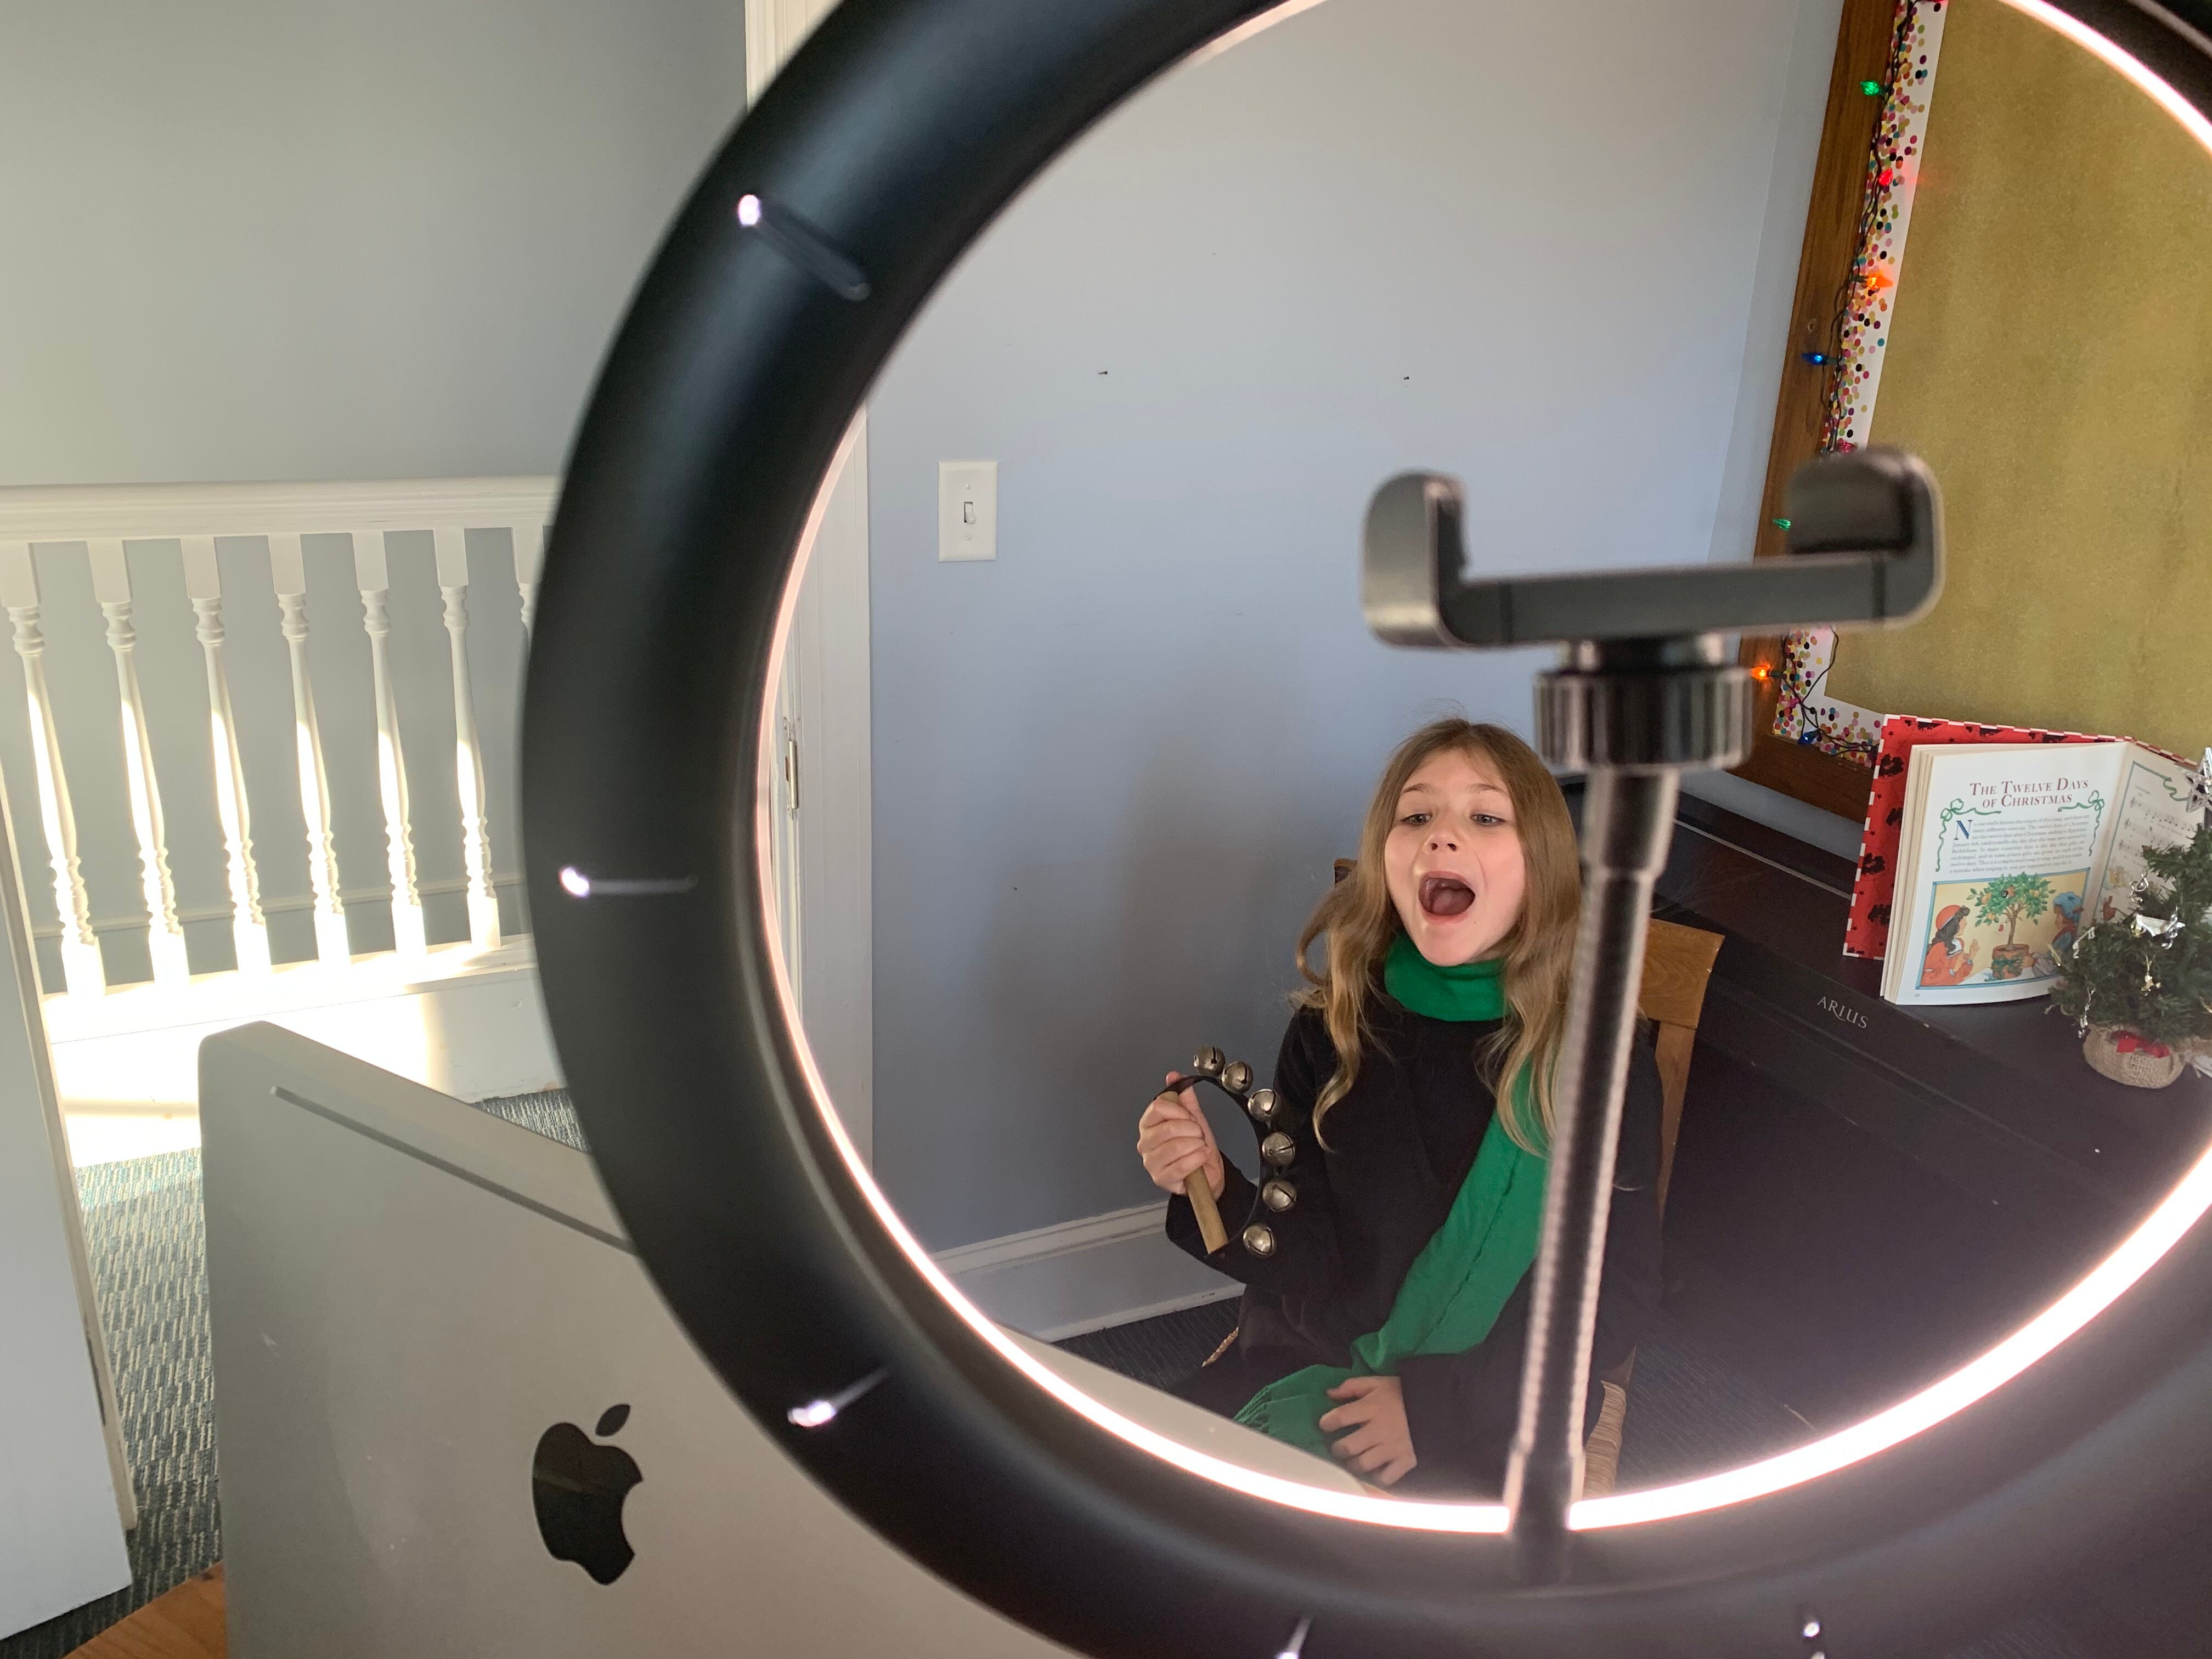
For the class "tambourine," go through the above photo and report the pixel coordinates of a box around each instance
[1158,1047,1295,1257]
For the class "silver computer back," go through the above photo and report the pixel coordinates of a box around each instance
[202,1022,1084,1659]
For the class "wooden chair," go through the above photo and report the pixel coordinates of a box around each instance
[1579,915,1724,1497]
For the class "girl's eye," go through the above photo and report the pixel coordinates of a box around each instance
[1400,811,1430,826]
[1474,812,1508,827]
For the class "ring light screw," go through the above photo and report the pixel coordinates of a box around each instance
[1245,1087,1280,1124]
[732,191,873,301]
[556,866,698,899]
[786,1367,888,1430]
[1260,1132,1296,1170]
[1260,1179,1297,1214]
[1241,1223,1278,1257]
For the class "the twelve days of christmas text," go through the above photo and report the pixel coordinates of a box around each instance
[1968,778,2094,809]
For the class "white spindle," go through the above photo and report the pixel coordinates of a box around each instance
[0,543,104,997]
[268,533,351,968]
[88,540,190,986]
[433,528,500,949]
[179,537,271,975]
[353,529,427,957]
[510,521,545,639]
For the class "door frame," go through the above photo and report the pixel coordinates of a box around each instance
[748,0,876,1163]
[0,782,133,1637]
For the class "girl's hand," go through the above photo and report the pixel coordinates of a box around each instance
[1136,1074,1224,1200]
[1319,1376,1417,1487]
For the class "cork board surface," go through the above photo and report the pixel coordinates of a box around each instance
[1827,0,2212,758]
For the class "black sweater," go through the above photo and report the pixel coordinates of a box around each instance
[1164,996,1664,1496]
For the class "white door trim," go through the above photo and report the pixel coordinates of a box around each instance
[747,0,874,1164]
[0,785,132,1637]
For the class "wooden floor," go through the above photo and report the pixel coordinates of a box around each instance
[65,1568,224,1659]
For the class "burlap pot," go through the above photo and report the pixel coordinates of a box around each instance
[2082,1025,2189,1088]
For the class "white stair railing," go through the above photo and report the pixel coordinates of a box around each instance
[88,540,191,988]
[0,544,105,998]
[433,527,501,951]
[510,520,545,639]
[0,478,554,1004]
[268,531,351,970]
[182,535,273,976]
[355,529,428,960]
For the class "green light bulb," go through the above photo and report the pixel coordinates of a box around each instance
[1860,79,1883,95]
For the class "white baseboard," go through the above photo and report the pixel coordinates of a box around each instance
[935,1200,1241,1342]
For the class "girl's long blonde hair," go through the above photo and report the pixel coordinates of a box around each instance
[1294,719,1580,1154]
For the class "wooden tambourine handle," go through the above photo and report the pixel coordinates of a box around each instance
[1183,1170,1229,1254]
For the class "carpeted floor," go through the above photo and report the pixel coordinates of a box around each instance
[6,1151,216,1659]
[7,1094,2091,1658]
[466,1086,590,1152]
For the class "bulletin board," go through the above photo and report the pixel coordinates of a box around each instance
[1824,0,2212,760]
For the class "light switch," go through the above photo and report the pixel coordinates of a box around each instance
[939,460,997,562]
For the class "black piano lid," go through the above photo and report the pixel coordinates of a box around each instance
[1562,778,2212,1222]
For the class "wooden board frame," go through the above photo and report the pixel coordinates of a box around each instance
[1733,0,1907,822]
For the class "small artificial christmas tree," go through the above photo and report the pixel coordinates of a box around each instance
[2052,820,2212,1087]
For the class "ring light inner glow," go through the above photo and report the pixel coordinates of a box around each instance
[745,0,2212,1537]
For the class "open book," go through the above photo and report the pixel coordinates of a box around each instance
[1881,740,2203,1006]
[1846,715,2101,960]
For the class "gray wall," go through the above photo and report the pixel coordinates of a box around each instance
[869,0,1846,1251]
[2,0,745,486]
[1,0,745,980]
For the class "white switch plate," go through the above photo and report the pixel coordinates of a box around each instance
[939,460,997,562]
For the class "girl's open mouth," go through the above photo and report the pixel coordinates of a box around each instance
[1419,873,1476,918]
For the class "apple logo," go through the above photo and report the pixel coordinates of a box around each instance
[532,1403,642,1585]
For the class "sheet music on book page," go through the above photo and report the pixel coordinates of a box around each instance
[2084,748,2204,926]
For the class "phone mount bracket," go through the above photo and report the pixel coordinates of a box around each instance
[1361,448,1942,1581]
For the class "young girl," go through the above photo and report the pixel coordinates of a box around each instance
[1135,718,1662,1495]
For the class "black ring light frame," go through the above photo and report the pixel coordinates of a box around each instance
[522,1,2212,1653]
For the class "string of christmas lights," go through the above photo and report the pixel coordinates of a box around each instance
[1769,0,1947,766]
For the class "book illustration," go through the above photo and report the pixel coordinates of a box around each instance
[1917,870,2085,989]
[2051,890,2085,961]
[1920,901,1977,986]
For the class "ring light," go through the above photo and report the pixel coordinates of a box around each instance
[522,1,2212,1652]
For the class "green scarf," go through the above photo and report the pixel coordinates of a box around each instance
[1232,934,1546,1462]
[1383,930,1506,1021]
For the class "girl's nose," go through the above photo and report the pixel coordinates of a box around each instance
[1427,827,1458,852]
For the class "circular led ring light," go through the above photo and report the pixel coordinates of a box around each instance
[524,0,2212,1651]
